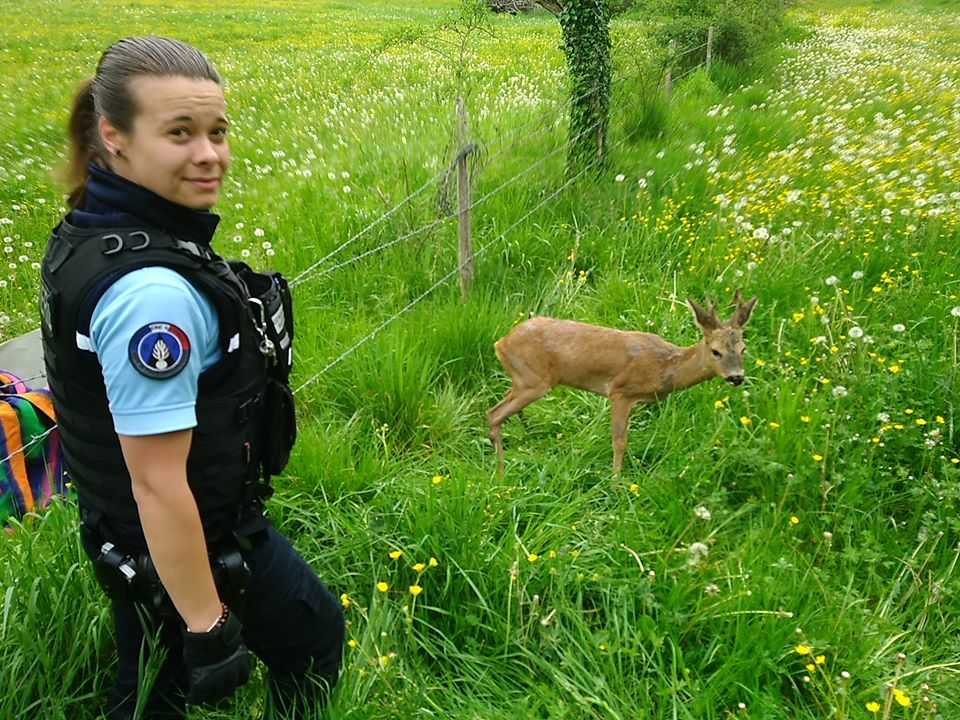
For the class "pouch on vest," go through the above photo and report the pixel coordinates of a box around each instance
[233,263,294,382]
[261,378,296,478]
[230,263,297,478]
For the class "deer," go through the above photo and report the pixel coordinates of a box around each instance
[487,289,758,475]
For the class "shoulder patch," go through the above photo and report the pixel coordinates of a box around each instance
[128,323,192,379]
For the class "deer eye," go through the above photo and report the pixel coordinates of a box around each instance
[711,349,722,358]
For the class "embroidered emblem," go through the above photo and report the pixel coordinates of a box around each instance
[128,323,191,379]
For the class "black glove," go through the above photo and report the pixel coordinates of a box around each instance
[182,605,252,705]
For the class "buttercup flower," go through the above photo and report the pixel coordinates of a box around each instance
[893,688,911,707]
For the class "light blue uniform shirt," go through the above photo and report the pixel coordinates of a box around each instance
[89,267,222,436]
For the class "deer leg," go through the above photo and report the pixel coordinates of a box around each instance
[609,395,637,476]
[487,384,551,473]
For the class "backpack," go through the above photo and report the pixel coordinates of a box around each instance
[1,371,67,528]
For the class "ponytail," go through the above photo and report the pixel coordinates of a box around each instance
[64,78,103,210]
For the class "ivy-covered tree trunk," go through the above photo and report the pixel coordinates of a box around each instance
[556,0,611,171]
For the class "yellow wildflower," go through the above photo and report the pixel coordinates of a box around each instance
[409,585,423,596]
[377,581,389,593]
[340,593,351,609]
[795,643,811,655]
[413,562,426,573]
[892,688,911,707]
[389,550,403,560]
[866,701,880,713]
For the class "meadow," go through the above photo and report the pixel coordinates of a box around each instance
[1,0,959,718]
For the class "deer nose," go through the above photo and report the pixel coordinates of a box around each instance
[726,374,744,386]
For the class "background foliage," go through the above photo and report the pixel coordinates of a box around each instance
[1,1,959,718]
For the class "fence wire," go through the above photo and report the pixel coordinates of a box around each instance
[0,425,57,470]
[291,103,608,287]
[292,161,594,395]
[0,374,46,392]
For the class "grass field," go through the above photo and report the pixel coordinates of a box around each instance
[2,1,959,718]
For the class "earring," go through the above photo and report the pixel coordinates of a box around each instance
[115,148,123,158]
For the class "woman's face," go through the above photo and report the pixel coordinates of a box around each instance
[100,75,230,210]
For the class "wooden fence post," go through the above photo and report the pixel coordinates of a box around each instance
[706,26,714,71]
[664,39,676,101]
[456,95,473,299]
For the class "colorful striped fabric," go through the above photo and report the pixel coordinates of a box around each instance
[1,371,66,527]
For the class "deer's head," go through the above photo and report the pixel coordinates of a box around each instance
[687,289,758,386]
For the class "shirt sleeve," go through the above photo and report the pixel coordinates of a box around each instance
[89,267,220,436]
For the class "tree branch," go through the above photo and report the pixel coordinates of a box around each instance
[533,0,563,15]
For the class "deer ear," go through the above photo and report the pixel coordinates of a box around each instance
[687,297,719,331]
[731,290,758,327]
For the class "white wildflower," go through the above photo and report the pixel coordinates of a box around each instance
[687,542,709,565]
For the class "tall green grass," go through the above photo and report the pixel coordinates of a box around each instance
[2,1,959,718]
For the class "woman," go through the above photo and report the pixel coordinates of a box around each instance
[41,36,343,718]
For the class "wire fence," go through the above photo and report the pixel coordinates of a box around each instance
[0,425,57,470]
[0,373,46,392]
[290,61,651,289]
[291,104,604,287]
[292,159,597,395]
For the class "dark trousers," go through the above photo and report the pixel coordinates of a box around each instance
[90,525,344,719]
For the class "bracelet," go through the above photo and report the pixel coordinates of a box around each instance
[207,603,229,633]
[190,603,228,634]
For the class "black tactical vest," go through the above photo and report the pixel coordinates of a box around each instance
[41,221,294,528]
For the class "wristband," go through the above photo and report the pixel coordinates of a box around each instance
[189,603,229,634]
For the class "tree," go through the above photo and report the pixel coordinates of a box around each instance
[534,0,611,171]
